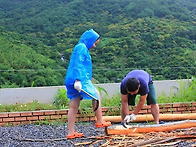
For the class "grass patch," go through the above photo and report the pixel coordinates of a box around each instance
[0,100,56,112]
[157,78,196,103]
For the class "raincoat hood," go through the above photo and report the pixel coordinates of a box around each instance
[79,29,100,50]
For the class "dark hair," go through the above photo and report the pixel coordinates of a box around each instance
[125,78,140,92]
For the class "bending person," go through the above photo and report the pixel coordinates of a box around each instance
[120,70,161,124]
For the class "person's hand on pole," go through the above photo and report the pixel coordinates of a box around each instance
[74,80,82,92]
[124,113,136,123]
[124,115,131,123]
[129,113,136,121]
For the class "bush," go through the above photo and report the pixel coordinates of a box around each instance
[53,88,69,109]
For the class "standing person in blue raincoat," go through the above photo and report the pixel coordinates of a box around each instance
[65,29,111,139]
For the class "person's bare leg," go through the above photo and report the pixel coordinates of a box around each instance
[67,97,80,135]
[151,103,159,124]
[92,89,103,123]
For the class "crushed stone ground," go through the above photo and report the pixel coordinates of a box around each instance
[0,122,195,147]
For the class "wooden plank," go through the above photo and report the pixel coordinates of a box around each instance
[106,120,196,135]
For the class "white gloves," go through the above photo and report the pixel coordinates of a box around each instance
[124,113,136,123]
[74,81,82,92]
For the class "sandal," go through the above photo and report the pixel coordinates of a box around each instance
[66,131,84,139]
[95,121,111,128]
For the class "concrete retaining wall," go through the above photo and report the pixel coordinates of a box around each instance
[0,79,192,105]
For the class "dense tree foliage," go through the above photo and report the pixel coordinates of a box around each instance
[0,0,195,87]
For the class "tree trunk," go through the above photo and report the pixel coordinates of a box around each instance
[103,113,196,123]
[106,120,196,135]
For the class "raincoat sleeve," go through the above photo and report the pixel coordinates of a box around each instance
[70,44,91,82]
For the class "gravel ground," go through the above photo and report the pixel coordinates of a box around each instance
[0,122,106,147]
[0,122,195,147]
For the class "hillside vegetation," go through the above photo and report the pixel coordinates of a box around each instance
[0,0,195,88]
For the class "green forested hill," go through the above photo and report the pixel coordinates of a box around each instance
[0,31,64,87]
[0,0,195,87]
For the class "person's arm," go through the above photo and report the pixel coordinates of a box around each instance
[72,45,87,81]
[133,94,147,115]
[121,94,129,120]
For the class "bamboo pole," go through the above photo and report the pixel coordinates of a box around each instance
[106,120,196,135]
[103,113,196,123]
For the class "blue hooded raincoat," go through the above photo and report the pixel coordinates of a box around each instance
[65,29,99,101]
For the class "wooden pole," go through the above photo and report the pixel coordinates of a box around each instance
[103,113,196,123]
[106,120,196,135]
